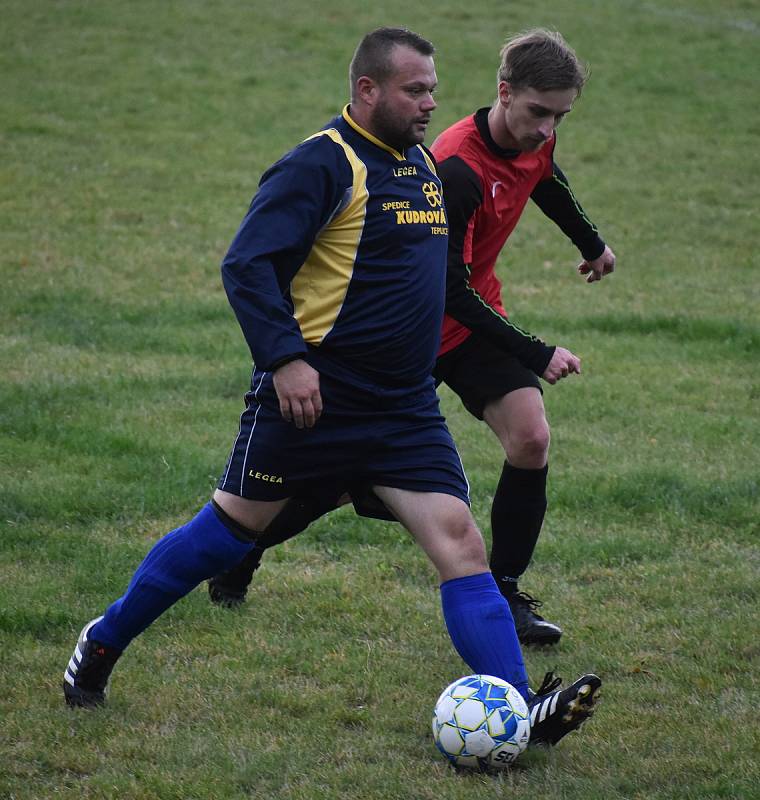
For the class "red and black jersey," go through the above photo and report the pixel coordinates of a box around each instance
[431,107,605,374]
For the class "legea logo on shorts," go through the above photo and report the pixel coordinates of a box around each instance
[248,470,284,484]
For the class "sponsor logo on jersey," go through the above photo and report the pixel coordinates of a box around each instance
[393,165,418,177]
[382,181,447,235]
[382,200,411,211]
[395,208,447,225]
[422,181,443,208]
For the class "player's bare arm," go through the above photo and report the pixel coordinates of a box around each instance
[272,359,323,429]
[578,244,616,283]
[542,346,581,384]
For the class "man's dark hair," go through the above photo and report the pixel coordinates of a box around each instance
[349,27,435,99]
[498,29,587,94]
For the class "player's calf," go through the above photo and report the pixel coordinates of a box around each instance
[207,491,343,607]
[208,546,264,607]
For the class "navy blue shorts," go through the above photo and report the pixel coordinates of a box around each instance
[218,366,470,520]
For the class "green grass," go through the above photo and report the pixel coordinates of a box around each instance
[2,1,759,798]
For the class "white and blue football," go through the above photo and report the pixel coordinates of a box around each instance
[432,674,530,770]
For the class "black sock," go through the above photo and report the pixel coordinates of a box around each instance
[256,491,342,548]
[216,490,344,581]
[489,462,548,585]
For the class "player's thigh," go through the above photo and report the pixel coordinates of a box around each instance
[435,335,541,421]
[218,369,361,502]
[482,387,549,461]
[212,489,289,532]
[372,486,487,581]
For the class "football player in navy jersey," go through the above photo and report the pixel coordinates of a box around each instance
[63,27,600,746]
[210,30,617,649]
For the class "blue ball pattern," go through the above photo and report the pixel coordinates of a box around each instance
[432,674,530,770]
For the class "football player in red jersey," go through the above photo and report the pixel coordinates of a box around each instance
[430,29,616,645]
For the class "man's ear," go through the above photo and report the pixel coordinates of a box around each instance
[355,75,378,107]
[497,80,513,108]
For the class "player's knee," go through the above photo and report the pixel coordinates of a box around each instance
[508,423,550,466]
[446,517,489,570]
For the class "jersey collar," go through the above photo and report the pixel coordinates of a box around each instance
[342,105,407,162]
[474,107,521,159]
[473,106,555,160]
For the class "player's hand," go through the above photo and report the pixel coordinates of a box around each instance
[272,359,323,429]
[578,245,616,283]
[542,347,581,385]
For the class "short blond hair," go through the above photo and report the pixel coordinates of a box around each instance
[498,29,587,94]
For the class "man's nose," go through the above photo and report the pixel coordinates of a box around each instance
[421,93,437,111]
[538,119,554,138]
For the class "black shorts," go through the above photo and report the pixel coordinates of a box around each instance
[433,334,542,420]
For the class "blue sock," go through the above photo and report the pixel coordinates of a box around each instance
[92,503,254,651]
[440,571,530,701]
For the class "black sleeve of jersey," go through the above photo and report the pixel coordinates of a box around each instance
[439,155,555,376]
[530,162,606,261]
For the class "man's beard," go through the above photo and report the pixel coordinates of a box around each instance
[370,100,423,152]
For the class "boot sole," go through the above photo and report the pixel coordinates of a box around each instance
[562,681,602,724]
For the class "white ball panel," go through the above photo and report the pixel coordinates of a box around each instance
[454,698,487,730]
[434,694,458,725]
[437,724,465,755]
[464,729,496,757]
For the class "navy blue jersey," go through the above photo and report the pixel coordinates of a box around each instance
[222,107,449,387]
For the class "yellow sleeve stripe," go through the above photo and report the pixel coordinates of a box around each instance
[417,145,438,176]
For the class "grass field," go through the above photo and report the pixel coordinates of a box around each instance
[1,1,759,798]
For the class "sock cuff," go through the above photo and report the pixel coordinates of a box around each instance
[440,572,502,607]
[210,499,262,543]
[440,571,493,590]
[502,461,548,480]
